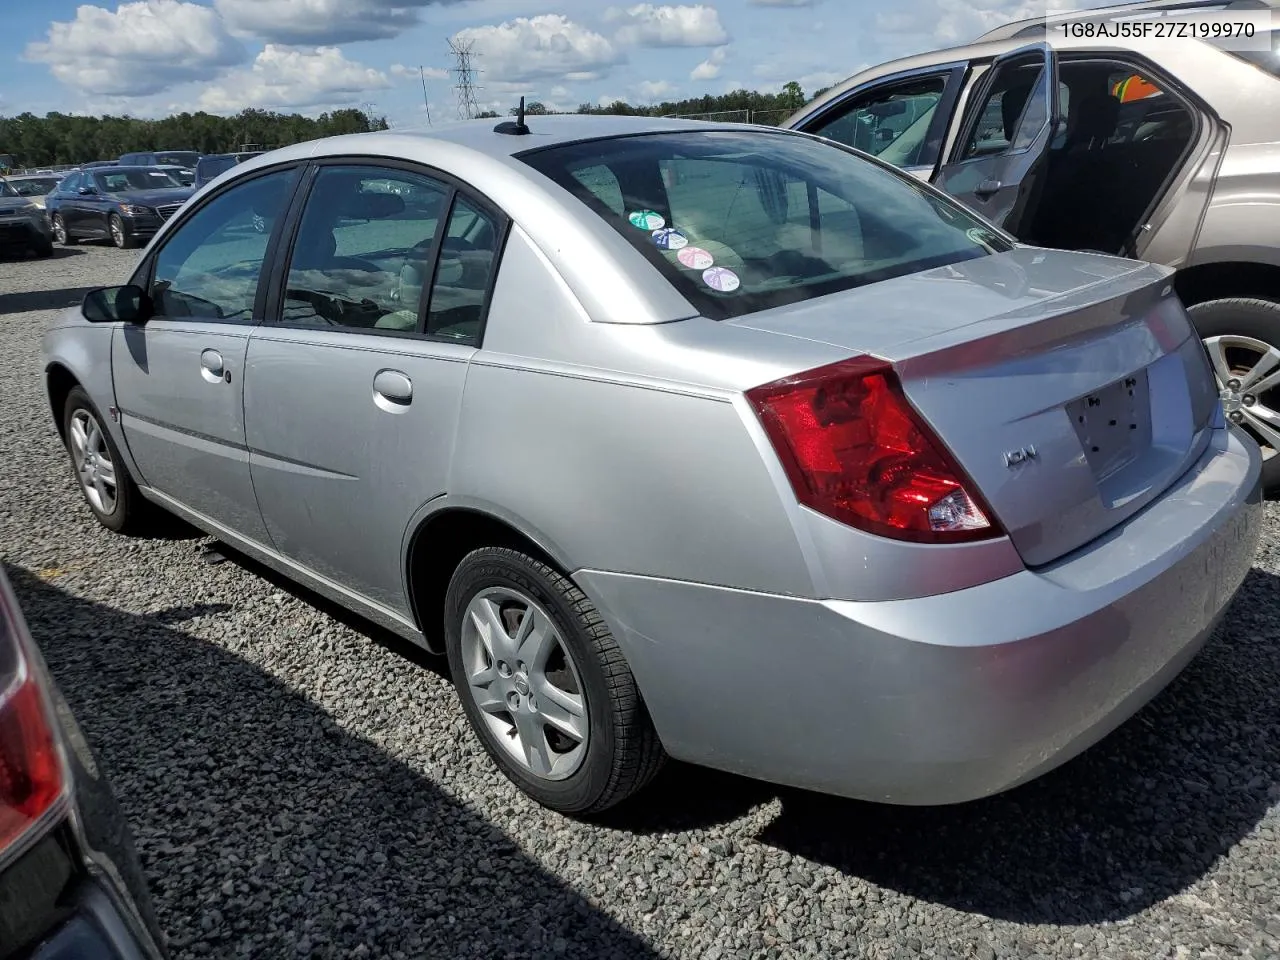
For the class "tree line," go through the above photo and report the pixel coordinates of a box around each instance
[2,80,831,168]
[506,81,826,124]
[0,108,388,169]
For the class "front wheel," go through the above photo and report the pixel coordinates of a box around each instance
[1190,297,1280,492]
[62,387,150,534]
[108,214,135,249]
[52,214,71,246]
[444,547,665,816]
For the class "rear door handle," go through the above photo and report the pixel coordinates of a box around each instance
[373,369,413,405]
[200,348,228,383]
[974,178,1002,198]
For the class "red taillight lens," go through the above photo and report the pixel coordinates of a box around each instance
[746,356,1003,544]
[0,588,65,855]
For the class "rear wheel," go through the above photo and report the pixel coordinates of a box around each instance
[1190,297,1280,492]
[32,236,53,258]
[444,547,665,816]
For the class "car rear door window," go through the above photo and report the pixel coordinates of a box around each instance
[279,166,450,334]
[147,169,295,323]
[425,195,501,342]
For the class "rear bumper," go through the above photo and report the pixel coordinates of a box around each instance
[21,880,161,960]
[0,216,51,249]
[578,425,1262,805]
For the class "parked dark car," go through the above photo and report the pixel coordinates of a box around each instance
[193,152,264,189]
[0,565,167,959]
[0,178,54,258]
[46,167,194,249]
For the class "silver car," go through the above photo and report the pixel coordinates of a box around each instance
[783,0,1280,487]
[39,116,1262,815]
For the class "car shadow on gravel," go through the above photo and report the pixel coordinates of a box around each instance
[754,567,1280,926]
[5,563,658,960]
[0,283,97,315]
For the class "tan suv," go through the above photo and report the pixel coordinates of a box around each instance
[784,0,1280,488]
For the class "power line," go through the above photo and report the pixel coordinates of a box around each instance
[448,38,481,120]
[419,66,433,125]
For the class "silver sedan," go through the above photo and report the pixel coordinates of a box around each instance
[39,115,1262,815]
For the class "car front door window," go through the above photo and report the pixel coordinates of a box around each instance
[808,75,949,169]
[149,170,294,322]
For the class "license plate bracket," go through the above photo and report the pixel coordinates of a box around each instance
[1067,370,1152,481]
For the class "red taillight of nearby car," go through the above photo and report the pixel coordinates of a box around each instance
[0,588,66,857]
[746,356,1003,544]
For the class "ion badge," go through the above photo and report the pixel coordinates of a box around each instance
[677,246,714,270]
[702,266,740,292]
[628,210,666,231]
[652,227,688,250]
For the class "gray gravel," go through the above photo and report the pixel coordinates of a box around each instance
[1,242,1279,960]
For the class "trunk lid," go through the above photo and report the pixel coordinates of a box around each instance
[728,248,1221,566]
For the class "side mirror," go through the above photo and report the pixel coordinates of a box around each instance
[82,285,152,324]
[78,185,97,196]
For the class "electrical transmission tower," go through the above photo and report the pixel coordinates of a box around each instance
[448,38,481,120]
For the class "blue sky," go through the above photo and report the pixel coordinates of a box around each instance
[0,0,1098,126]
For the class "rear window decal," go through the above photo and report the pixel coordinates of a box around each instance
[652,227,688,250]
[628,209,666,230]
[678,246,714,270]
[703,266,740,293]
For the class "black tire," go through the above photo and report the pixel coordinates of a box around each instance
[1187,297,1280,492]
[32,237,54,258]
[52,214,72,246]
[444,547,665,816]
[108,214,135,250]
[62,386,151,535]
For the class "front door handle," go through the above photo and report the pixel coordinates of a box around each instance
[974,178,1002,198]
[373,369,413,405]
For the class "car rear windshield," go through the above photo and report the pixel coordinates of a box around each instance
[156,151,200,168]
[8,177,59,196]
[95,168,185,192]
[519,130,1012,319]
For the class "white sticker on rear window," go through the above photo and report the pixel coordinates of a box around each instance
[652,227,688,250]
[703,266,740,293]
[628,209,666,230]
[678,246,714,270]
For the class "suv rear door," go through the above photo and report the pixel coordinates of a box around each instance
[934,42,1061,236]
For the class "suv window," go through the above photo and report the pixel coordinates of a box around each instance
[148,168,295,322]
[522,130,1010,320]
[280,165,451,334]
[808,75,948,168]
[60,173,83,194]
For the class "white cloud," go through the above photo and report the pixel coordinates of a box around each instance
[25,0,246,97]
[636,79,677,101]
[876,0,1109,47]
[453,15,623,83]
[691,45,727,80]
[214,0,456,45]
[391,64,449,79]
[198,45,392,113]
[607,4,729,47]
[749,0,817,5]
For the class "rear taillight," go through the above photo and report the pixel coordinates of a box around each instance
[0,584,66,857]
[746,356,1003,544]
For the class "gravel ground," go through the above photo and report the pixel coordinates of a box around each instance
[1,243,1279,960]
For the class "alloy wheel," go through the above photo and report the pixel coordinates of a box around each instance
[52,216,66,244]
[460,587,589,780]
[1204,334,1280,461]
[68,409,118,515]
[109,217,125,248]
